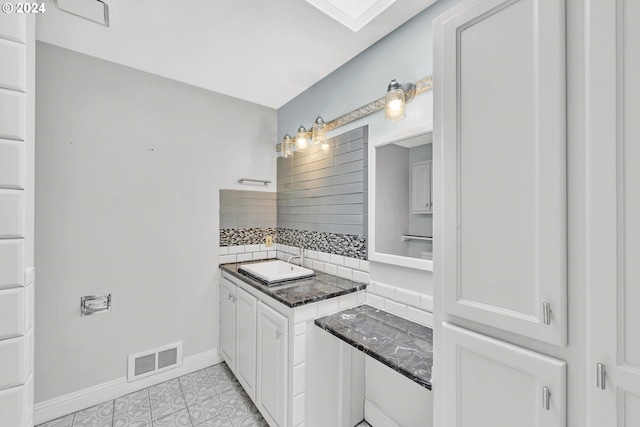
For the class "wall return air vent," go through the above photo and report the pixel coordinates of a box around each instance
[128,342,183,382]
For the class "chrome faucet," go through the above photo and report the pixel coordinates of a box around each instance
[287,247,305,266]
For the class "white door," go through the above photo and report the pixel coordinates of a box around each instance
[235,286,257,402]
[0,13,34,427]
[435,0,567,346]
[586,0,640,424]
[256,301,287,427]
[220,277,236,372]
[412,160,432,214]
[442,323,566,427]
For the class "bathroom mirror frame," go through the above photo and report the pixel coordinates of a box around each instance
[368,124,434,271]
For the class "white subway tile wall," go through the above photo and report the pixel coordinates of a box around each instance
[365,280,433,328]
[275,245,370,284]
[218,244,278,265]
[236,253,252,262]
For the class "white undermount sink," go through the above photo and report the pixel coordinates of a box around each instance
[238,260,315,285]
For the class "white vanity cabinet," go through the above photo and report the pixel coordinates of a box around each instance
[220,270,366,427]
[411,160,432,214]
[220,277,237,372]
[236,287,257,401]
[220,277,258,401]
[256,302,288,427]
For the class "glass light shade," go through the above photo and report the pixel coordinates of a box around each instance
[281,134,293,158]
[312,116,328,150]
[296,125,310,151]
[385,89,406,121]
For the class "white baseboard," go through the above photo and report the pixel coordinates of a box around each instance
[364,399,401,427]
[34,349,223,425]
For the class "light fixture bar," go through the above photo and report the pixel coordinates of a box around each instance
[276,76,432,154]
[327,76,431,131]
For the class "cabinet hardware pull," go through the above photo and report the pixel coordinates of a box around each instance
[542,386,550,410]
[597,363,606,390]
[228,293,233,300]
[542,302,551,325]
[276,330,281,340]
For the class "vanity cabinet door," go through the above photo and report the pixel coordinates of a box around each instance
[235,286,257,402]
[442,323,566,427]
[220,277,236,373]
[436,0,567,346]
[256,301,288,427]
[412,160,432,214]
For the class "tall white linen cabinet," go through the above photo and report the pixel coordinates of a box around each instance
[433,0,640,426]
[0,12,36,427]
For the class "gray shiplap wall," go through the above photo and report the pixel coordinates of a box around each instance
[277,126,368,236]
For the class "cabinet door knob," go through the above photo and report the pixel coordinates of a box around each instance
[276,329,281,340]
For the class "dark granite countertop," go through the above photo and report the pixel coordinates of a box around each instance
[220,261,367,308]
[315,304,433,389]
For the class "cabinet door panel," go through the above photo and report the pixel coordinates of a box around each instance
[220,278,236,372]
[412,161,432,214]
[235,287,257,402]
[438,0,566,345]
[256,302,287,427]
[586,0,640,422]
[442,323,566,427]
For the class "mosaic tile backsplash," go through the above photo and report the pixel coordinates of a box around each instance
[220,227,277,246]
[219,227,367,260]
[276,228,367,260]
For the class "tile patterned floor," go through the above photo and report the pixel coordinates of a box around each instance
[37,362,267,427]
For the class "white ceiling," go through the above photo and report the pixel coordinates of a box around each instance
[36,0,434,108]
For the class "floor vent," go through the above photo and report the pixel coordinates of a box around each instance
[128,342,183,382]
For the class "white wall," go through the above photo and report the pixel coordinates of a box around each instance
[34,42,276,403]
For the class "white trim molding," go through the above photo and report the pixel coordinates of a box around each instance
[34,349,223,425]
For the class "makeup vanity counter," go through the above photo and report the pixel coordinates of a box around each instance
[315,304,433,389]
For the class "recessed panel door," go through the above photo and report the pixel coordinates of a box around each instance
[437,0,567,345]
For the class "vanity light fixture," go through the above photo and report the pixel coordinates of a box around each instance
[312,116,329,151]
[296,125,311,151]
[276,76,432,157]
[384,78,416,122]
[280,134,293,158]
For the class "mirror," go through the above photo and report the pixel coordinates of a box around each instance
[369,129,433,271]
